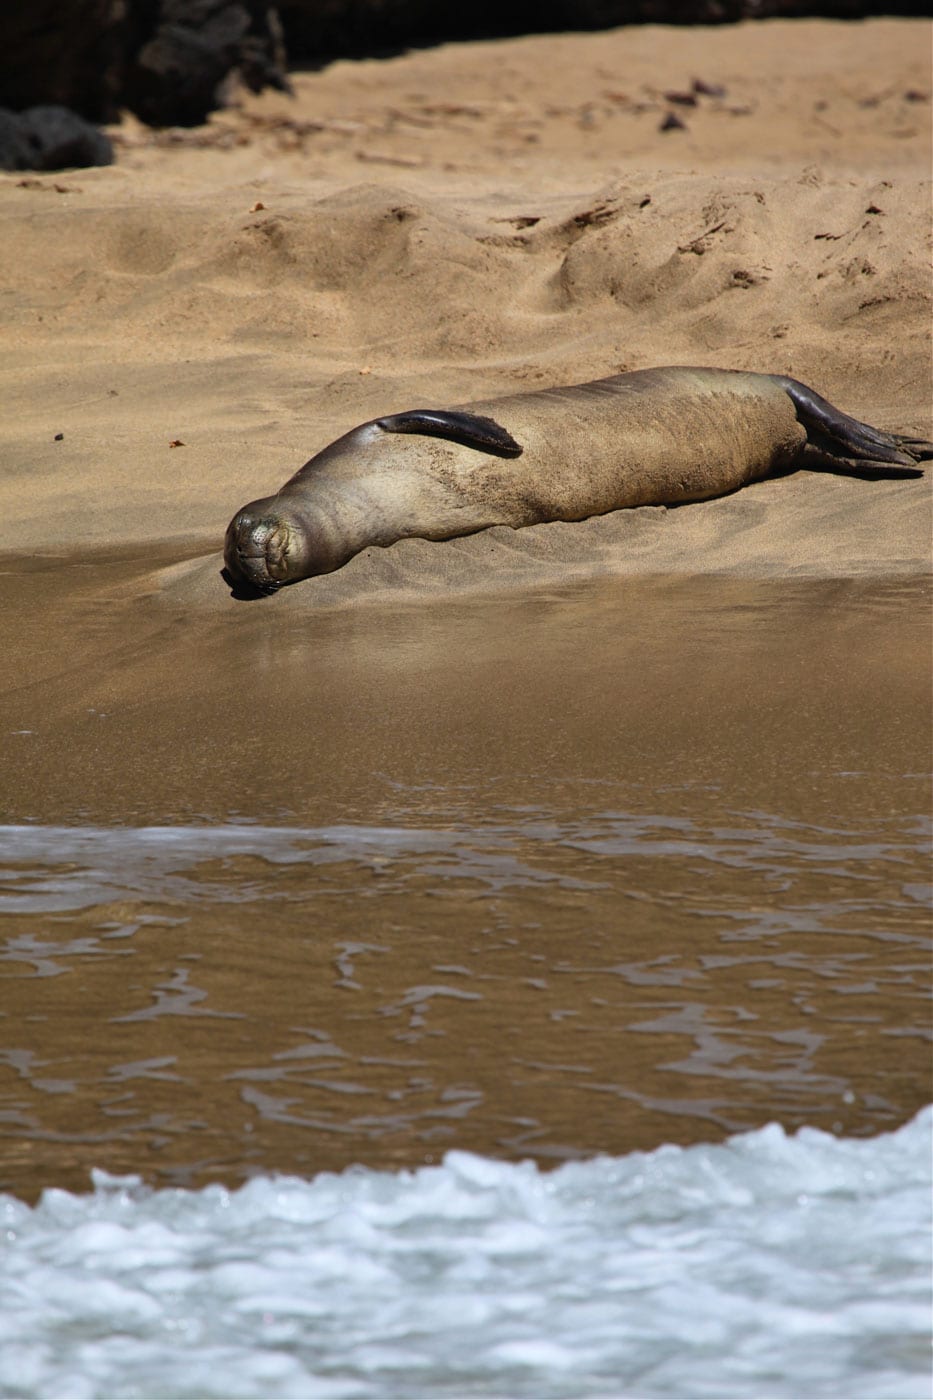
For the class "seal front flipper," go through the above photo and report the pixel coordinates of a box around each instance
[376,409,524,458]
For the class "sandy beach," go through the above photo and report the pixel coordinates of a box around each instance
[1,18,930,590]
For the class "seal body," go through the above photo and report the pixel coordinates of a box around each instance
[223,366,930,595]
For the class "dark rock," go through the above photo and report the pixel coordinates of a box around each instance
[122,0,290,128]
[0,110,32,169]
[0,106,114,171]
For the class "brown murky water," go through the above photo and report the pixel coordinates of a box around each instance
[0,553,930,1201]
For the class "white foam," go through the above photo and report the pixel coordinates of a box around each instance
[1,814,925,915]
[1,1110,930,1399]
[0,822,601,914]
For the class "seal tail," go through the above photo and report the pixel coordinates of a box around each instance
[775,375,931,477]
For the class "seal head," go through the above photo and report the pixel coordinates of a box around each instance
[223,496,323,597]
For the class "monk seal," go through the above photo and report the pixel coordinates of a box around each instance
[223,366,931,596]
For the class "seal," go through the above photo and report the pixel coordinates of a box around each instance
[223,366,931,596]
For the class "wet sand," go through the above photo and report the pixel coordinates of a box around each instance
[0,18,931,1199]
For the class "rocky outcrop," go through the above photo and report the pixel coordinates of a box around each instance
[0,0,913,168]
[0,0,122,122]
[276,0,923,60]
[0,0,289,137]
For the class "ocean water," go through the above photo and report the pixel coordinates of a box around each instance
[1,1108,930,1400]
[1,808,929,1196]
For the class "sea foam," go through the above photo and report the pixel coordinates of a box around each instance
[1,1109,930,1398]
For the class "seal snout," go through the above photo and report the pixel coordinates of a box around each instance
[223,498,296,596]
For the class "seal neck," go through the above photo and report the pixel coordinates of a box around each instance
[277,487,373,578]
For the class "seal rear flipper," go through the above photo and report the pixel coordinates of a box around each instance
[798,443,925,479]
[376,409,524,458]
[774,375,931,467]
[889,432,933,460]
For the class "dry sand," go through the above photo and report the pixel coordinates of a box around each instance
[0,17,930,605]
